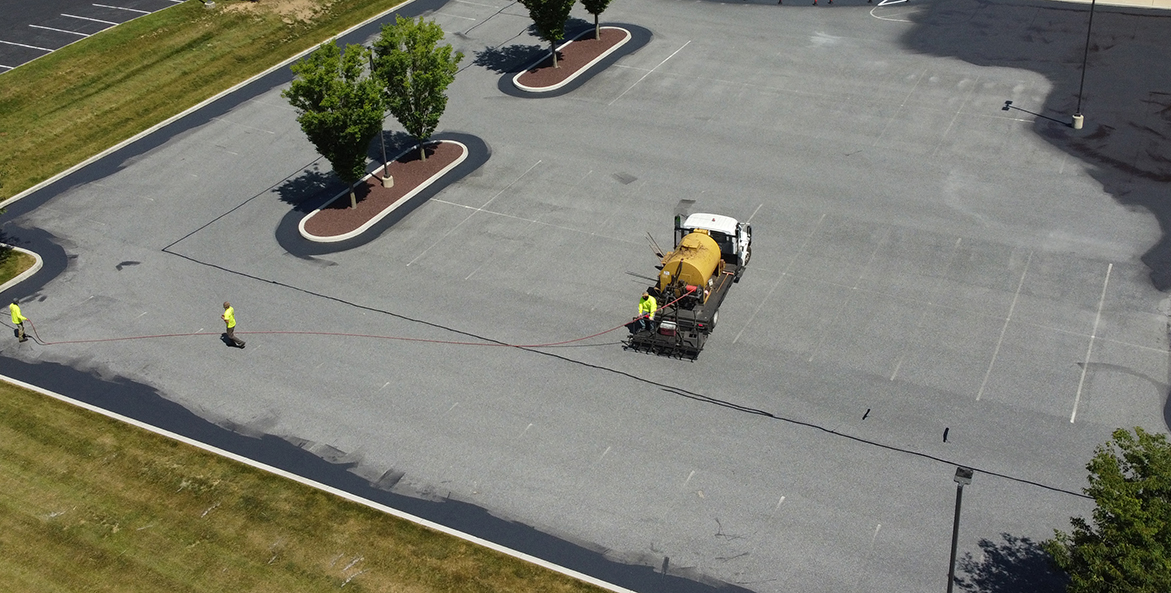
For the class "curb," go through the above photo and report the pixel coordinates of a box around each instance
[0,373,639,593]
[0,246,44,294]
[513,27,632,93]
[299,140,469,243]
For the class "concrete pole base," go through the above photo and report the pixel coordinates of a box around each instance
[1072,113,1084,130]
[203,0,215,8]
[381,174,393,188]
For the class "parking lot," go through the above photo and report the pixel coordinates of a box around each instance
[3,0,1171,591]
[0,0,181,70]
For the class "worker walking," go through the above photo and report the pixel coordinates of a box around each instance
[221,301,246,348]
[637,292,658,333]
[10,299,28,342]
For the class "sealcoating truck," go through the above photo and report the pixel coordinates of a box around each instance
[629,212,752,358]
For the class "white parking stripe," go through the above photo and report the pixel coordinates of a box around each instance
[93,3,151,14]
[0,64,13,70]
[1070,263,1112,423]
[0,39,53,51]
[30,24,91,37]
[62,13,119,25]
[976,251,1032,401]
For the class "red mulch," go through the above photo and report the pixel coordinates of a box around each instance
[515,27,627,89]
[303,141,463,238]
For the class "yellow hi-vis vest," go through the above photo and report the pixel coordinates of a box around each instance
[638,296,657,319]
[10,303,26,324]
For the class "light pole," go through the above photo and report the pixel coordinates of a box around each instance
[946,467,974,593]
[1072,0,1098,130]
[368,49,392,187]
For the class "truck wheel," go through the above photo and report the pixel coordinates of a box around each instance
[711,311,718,329]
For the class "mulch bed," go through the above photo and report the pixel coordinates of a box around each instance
[515,27,627,89]
[302,141,463,238]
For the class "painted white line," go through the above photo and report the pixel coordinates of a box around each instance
[733,213,826,345]
[29,24,90,37]
[0,374,637,593]
[871,523,881,543]
[0,64,13,70]
[1071,263,1112,423]
[807,229,889,363]
[0,246,44,293]
[875,67,926,141]
[684,470,696,486]
[61,13,119,25]
[746,203,763,224]
[976,251,1032,401]
[609,40,690,106]
[94,3,151,14]
[513,27,632,93]
[407,159,541,266]
[0,39,53,51]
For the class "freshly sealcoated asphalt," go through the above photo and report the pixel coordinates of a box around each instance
[3,0,1171,591]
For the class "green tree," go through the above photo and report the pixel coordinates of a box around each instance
[372,16,463,161]
[580,0,612,40]
[1043,427,1171,593]
[519,0,576,68]
[282,41,385,209]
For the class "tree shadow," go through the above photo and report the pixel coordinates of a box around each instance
[274,167,337,211]
[473,43,547,73]
[955,533,1069,593]
[366,129,417,163]
[903,0,1171,290]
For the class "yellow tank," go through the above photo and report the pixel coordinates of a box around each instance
[658,231,723,293]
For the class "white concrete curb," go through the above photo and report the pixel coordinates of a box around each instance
[513,27,632,93]
[0,246,44,294]
[0,0,420,209]
[299,140,468,243]
[0,373,640,593]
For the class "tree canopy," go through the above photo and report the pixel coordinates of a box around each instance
[580,0,612,39]
[519,0,576,68]
[1043,427,1171,593]
[372,16,463,161]
[283,41,385,208]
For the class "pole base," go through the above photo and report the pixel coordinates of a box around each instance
[381,174,393,188]
[1072,113,1084,130]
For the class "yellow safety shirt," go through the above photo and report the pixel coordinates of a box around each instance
[638,296,657,319]
[222,306,236,329]
[10,303,26,325]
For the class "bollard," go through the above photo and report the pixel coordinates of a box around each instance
[1072,113,1084,130]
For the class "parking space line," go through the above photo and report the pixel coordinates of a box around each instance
[93,3,151,13]
[732,213,826,345]
[407,160,542,266]
[0,64,13,70]
[30,24,91,37]
[608,40,690,106]
[975,250,1032,401]
[0,39,53,51]
[62,13,119,25]
[1070,263,1112,423]
[806,229,890,363]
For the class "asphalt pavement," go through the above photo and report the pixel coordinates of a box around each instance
[3,0,1171,591]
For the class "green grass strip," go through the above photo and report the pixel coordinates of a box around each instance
[0,0,410,202]
[0,379,604,592]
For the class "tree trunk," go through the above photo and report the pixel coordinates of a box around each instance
[551,40,558,68]
[419,140,427,161]
[595,14,600,40]
[349,181,357,209]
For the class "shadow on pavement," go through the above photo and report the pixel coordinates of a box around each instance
[955,533,1068,593]
[902,0,1171,289]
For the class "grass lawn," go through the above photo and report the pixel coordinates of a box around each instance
[0,0,407,202]
[0,250,36,284]
[0,380,603,592]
